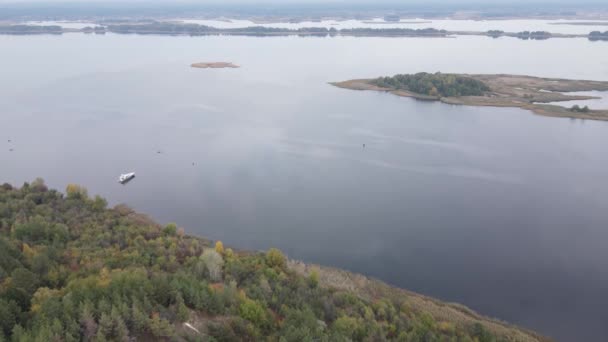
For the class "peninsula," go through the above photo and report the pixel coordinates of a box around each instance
[332,73,608,120]
[0,179,548,341]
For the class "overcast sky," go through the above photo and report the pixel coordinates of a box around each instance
[0,0,606,4]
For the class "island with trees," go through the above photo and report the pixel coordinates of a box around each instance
[0,180,548,341]
[514,31,553,40]
[589,31,608,40]
[483,30,554,39]
[332,72,608,121]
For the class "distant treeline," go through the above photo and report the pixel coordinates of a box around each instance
[0,23,447,37]
[106,22,449,37]
[372,72,490,97]
[485,30,552,40]
[514,31,553,40]
[1,23,606,42]
[81,26,106,34]
[0,25,62,34]
[589,31,608,41]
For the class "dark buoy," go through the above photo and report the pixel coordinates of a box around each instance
[362,143,365,148]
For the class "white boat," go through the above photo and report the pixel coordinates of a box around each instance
[118,172,135,184]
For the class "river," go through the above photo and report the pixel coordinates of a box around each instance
[1,30,607,341]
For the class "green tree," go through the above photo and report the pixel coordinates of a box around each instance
[111,307,129,342]
[265,248,286,269]
[162,223,177,237]
[175,293,190,322]
[97,312,113,339]
[131,301,149,333]
[239,298,268,329]
[0,299,17,337]
[149,314,174,338]
[332,316,358,339]
[10,267,40,295]
[91,195,108,212]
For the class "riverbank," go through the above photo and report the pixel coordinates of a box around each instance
[289,260,549,342]
[331,74,608,121]
[0,180,549,341]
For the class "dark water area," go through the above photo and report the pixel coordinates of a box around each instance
[1,33,608,341]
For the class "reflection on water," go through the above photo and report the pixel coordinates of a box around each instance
[1,33,608,342]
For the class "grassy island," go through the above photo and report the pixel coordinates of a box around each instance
[0,180,547,341]
[332,73,608,121]
[191,62,239,69]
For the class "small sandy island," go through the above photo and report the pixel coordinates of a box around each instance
[331,74,608,121]
[191,62,239,69]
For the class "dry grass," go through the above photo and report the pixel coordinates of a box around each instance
[288,259,552,342]
[191,62,240,69]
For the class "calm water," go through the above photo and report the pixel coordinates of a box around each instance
[544,90,608,109]
[2,33,608,341]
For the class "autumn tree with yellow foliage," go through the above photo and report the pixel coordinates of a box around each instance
[215,240,224,255]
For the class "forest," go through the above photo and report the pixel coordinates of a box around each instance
[372,73,490,97]
[0,180,517,341]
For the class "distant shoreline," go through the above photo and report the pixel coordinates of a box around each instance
[550,21,608,26]
[1,22,607,41]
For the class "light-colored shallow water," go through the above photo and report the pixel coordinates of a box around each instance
[1,32,608,342]
[24,20,97,29]
[544,90,608,109]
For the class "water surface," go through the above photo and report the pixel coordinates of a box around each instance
[544,90,608,109]
[1,33,608,342]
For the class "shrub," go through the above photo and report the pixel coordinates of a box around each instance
[265,248,286,269]
[239,298,268,329]
[65,184,88,199]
